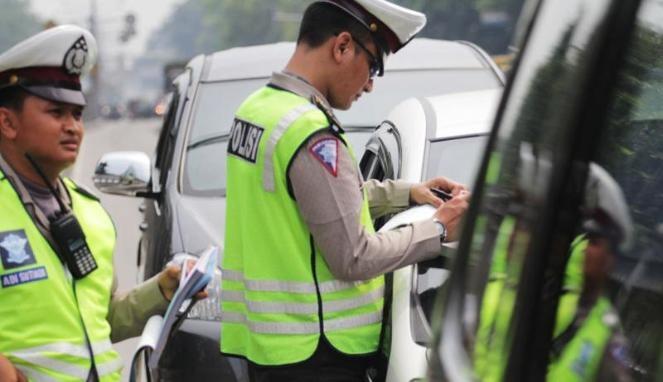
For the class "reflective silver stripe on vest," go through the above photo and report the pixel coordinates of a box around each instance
[262,103,318,192]
[10,340,120,379]
[222,285,384,314]
[96,356,123,377]
[11,341,90,358]
[17,366,59,382]
[221,310,382,335]
[10,352,90,379]
[223,269,365,294]
[90,339,114,356]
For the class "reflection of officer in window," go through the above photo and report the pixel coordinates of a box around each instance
[0,26,201,382]
[549,164,634,382]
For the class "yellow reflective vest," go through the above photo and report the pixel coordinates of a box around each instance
[0,171,121,381]
[221,86,384,365]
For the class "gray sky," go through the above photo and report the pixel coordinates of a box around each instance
[29,0,184,57]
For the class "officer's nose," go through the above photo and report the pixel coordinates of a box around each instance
[63,113,81,134]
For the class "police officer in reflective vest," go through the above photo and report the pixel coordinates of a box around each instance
[0,26,199,382]
[222,1,471,380]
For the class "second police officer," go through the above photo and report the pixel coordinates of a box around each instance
[0,26,202,382]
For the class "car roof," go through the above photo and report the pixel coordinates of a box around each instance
[427,88,502,138]
[202,38,493,82]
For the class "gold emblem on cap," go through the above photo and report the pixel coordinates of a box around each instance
[9,75,18,85]
[370,23,378,32]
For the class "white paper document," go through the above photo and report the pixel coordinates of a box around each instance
[129,246,218,382]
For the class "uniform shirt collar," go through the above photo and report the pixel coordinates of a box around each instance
[269,71,344,133]
[0,152,72,224]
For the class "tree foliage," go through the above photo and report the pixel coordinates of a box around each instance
[0,0,40,52]
[146,0,313,61]
[146,0,526,61]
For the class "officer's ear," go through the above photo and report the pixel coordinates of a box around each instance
[0,107,19,140]
[332,32,353,64]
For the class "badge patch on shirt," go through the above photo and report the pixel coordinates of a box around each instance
[309,138,339,177]
[228,118,265,163]
[1,266,48,288]
[0,230,36,270]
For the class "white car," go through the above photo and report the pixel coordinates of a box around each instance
[357,88,502,382]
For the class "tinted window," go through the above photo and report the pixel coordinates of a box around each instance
[188,79,265,143]
[437,0,663,381]
[434,0,620,379]
[552,2,663,379]
[182,80,264,196]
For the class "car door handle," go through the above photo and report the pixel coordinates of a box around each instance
[138,203,146,213]
[139,222,148,232]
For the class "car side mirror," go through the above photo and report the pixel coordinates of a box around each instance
[93,151,154,198]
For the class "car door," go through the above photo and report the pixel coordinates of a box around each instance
[139,70,190,280]
[430,0,663,380]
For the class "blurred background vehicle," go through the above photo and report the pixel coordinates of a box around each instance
[100,103,126,120]
[93,38,504,381]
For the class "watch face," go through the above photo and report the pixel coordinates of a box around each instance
[433,219,447,242]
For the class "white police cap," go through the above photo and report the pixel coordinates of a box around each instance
[318,0,427,55]
[0,25,98,106]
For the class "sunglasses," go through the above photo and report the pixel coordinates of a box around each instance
[350,35,381,79]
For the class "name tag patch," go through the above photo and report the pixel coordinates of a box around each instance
[228,119,265,163]
[0,230,36,270]
[1,266,48,288]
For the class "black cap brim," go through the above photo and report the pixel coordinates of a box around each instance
[22,85,86,106]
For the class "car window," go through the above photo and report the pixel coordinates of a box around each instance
[188,79,266,143]
[435,0,663,380]
[546,2,663,379]
[425,135,489,185]
[182,79,265,196]
[433,0,621,379]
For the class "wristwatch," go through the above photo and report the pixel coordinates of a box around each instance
[432,218,447,244]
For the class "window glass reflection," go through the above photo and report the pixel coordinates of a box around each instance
[572,2,663,378]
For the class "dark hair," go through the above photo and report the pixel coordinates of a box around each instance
[0,87,29,111]
[297,2,373,49]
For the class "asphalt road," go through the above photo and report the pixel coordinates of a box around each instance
[69,117,161,381]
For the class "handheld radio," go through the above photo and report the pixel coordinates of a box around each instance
[26,154,98,279]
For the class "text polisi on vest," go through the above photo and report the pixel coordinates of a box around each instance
[228,118,265,163]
